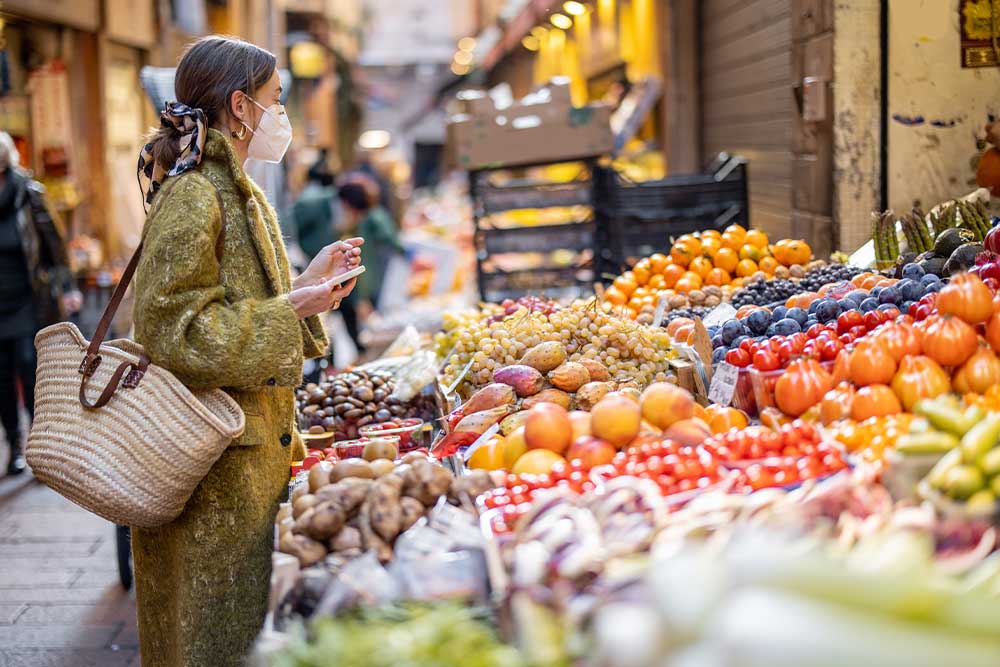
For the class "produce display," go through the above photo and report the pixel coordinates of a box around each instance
[262,188,1000,667]
[436,298,674,396]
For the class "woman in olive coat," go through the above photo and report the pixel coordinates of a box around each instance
[130,36,361,667]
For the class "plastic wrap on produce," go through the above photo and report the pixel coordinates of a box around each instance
[381,324,423,358]
[387,350,439,402]
[312,551,402,617]
[389,548,489,604]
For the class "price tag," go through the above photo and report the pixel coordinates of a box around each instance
[652,295,668,328]
[708,362,739,406]
[702,303,738,328]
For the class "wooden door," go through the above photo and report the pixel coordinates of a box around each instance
[699,0,794,238]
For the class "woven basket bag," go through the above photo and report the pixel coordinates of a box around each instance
[26,185,245,528]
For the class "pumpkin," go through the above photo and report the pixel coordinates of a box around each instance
[977,147,1000,197]
[921,315,979,367]
[935,273,994,324]
[851,384,903,421]
[820,382,855,425]
[847,338,897,386]
[890,354,951,411]
[876,322,922,362]
[952,344,1000,394]
[774,357,834,417]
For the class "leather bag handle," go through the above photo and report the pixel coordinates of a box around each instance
[79,181,227,408]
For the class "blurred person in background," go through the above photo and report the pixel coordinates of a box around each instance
[291,148,338,263]
[0,132,79,476]
[336,177,404,351]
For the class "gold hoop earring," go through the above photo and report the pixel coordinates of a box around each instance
[231,122,249,140]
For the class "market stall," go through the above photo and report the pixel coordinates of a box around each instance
[255,187,1000,667]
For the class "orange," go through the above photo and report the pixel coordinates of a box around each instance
[649,253,669,273]
[662,263,685,288]
[604,286,627,306]
[739,244,763,262]
[861,275,880,290]
[675,276,701,293]
[724,224,748,242]
[714,247,739,273]
[701,229,722,240]
[647,274,666,290]
[773,239,792,265]
[468,436,506,471]
[735,305,762,319]
[503,427,528,469]
[745,229,769,248]
[689,256,713,278]
[758,256,779,274]
[613,274,637,296]
[704,267,731,286]
[670,244,694,267]
[511,449,566,475]
[735,259,758,277]
[704,405,749,433]
[641,295,656,307]
[628,296,644,310]
[720,232,742,251]
[784,240,812,266]
[700,237,721,259]
[632,261,652,286]
[851,272,872,287]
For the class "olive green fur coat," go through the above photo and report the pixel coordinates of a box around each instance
[132,129,327,667]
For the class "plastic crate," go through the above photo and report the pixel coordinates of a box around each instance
[478,221,596,255]
[479,265,594,302]
[476,178,593,215]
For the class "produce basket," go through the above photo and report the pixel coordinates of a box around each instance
[475,178,592,215]
[478,221,595,255]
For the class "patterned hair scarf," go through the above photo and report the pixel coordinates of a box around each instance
[136,102,207,208]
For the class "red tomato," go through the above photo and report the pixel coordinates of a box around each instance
[777,341,796,364]
[864,310,885,330]
[752,348,781,371]
[725,348,751,367]
[837,310,864,334]
[806,323,826,339]
[819,338,843,361]
[801,341,821,359]
[849,325,868,339]
[739,338,756,354]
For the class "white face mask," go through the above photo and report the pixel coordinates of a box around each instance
[246,97,292,163]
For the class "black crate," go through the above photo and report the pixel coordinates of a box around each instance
[476,179,593,215]
[478,221,595,255]
[593,158,749,277]
[479,265,594,302]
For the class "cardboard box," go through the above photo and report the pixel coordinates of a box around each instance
[447,79,613,170]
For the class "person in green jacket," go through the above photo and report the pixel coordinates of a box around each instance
[335,180,404,349]
[291,150,337,262]
[130,36,361,667]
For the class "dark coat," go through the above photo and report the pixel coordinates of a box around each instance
[131,129,327,667]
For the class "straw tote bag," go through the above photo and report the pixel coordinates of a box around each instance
[27,185,245,528]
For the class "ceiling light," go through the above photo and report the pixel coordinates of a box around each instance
[531,26,548,39]
[550,13,572,30]
[563,1,586,16]
[454,50,473,65]
[358,130,391,150]
[521,35,540,51]
[450,62,471,76]
[457,36,476,52]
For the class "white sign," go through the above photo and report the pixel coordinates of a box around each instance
[708,362,740,406]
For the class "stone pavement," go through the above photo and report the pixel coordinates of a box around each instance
[0,444,140,667]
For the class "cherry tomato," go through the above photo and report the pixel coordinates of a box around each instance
[819,338,843,361]
[837,310,864,334]
[725,348,751,367]
[838,332,854,345]
[882,307,900,320]
[739,338,756,355]
[849,325,868,339]
[806,323,826,339]
[752,348,781,371]
[801,341,821,359]
[863,310,885,330]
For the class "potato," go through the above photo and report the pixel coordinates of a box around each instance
[276,503,292,523]
[449,469,495,506]
[358,495,393,563]
[308,460,335,492]
[369,459,396,477]
[291,483,309,502]
[401,452,428,465]
[329,525,362,552]
[370,475,404,542]
[331,458,375,482]
[279,533,327,567]
[277,517,294,539]
[305,501,346,541]
[292,493,319,519]
[402,457,454,506]
[292,506,316,535]
[316,478,371,517]
[399,497,425,533]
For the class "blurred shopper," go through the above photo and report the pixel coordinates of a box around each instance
[130,36,361,667]
[0,132,79,476]
[291,149,338,262]
[336,179,404,350]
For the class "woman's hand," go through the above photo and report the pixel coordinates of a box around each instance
[293,238,364,289]
[289,277,357,319]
